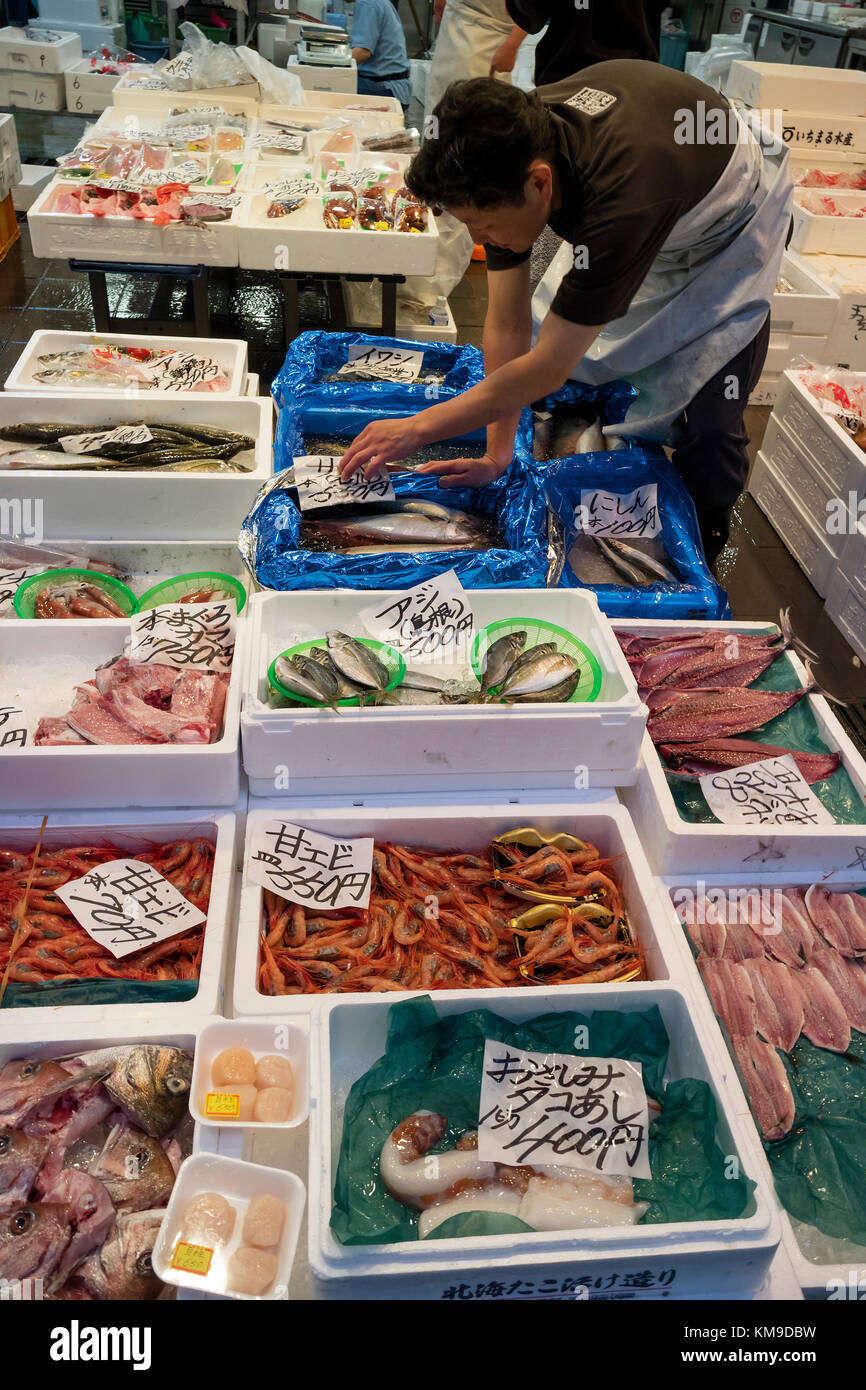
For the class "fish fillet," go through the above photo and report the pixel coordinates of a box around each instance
[720,922,766,963]
[762,890,821,969]
[805,885,866,958]
[789,964,851,1053]
[682,915,727,958]
[740,957,803,1052]
[698,958,757,1037]
[809,949,866,1033]
[731,1034,796,1140]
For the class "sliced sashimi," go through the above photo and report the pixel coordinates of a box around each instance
[698,958,757,1037]
[762,890,820,968]
[809,949,866,1033]
[676,892,726,957]
[789,964,851,1053]
[829,893,866,957]
[731,1034,796,1140]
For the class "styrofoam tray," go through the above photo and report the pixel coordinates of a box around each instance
[110,75,261,115]
[763,329,828,375]
[0,394,270,539]
[307,985,780,1300]
[772,367,866,503]
[0,809,237,1026]
[1,69,65,111]
[772,249,839,337]
[295,89,404,125]
[64,61,123,115]
[0,620,244,810]
[616,619,866,875]
[232,798,686,1018]
[241,589,646,796]
[749,448,837,596]
[191,1017,309,1130]
[660,871,866,1298]
[792,189,866,257]
[3,331,248,396]
[725,61,866,118]
[0,539,250,610]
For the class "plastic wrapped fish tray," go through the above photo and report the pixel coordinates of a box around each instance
[108,78,261,115]
[232,797,688,1018]
[0,808,238,1027]
[615,619,866,875]
[306,985,780,1300]
[3,331,249,397]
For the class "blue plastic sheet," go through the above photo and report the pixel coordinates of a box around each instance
[239,404,549,592]
[541,449,731,620]
[533,377,640,433]
[271,331,485,414]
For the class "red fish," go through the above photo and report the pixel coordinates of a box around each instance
[647,685,813,744]
[659,739,841,784]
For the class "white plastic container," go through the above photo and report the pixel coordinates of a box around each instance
[760,411,851,542]
[3,331,248,396]
[772,366,866,505]
[13,164,53,213]
[64,60,124,115]
[791,189,866,256]
[0,24,82,73]
[616,619,866,875]
[343,281,458,343]
[191,1018,309,1130]
[241,589,645,796]
[801,251,866,369]
[0,620,244,810]
[725,61,866,118]
[838,513,866,585]
[29,18,126,53]
[298,88,404,126]
[825,563,866,663]
[110,74,260,115]
[763,328,828,374]
[0,540,250,609]
[1,69,65,111]
[749,448,838,594]
[780,113,866,155]
[232,798,686,1018]
[288,57,358,94]
[0,808,237,1026]
[0,394,269,540]
[659,871,866,1298]
[153,1152,306,1299]
[750,372,782,406]
[307,985,780,1300]
[772,249,839,337]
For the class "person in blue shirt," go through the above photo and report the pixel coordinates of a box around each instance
[346,0,412,110]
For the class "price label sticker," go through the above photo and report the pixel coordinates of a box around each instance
[292,455,394,512]
[130,600,236,673]
[340,344,423,383]
[577,484,661,538]
[247,819,374,911]
[55,857,207,960]
[204,1092,241,1118]
[700,754,836,828]
[360,570,474,668]
[59,424,153,454]
[0,704,29,748]
[171,1241,214,1276]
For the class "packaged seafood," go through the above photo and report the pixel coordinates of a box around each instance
[5,331,248,396]
[0,419,256,472]
[190,1020,308,1130]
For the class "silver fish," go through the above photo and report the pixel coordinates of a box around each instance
[291,653,341,709]
[497,650,578,700]
[274,656,329,703]
[307,646,365,700]
[400,669,459,692]
[510,671,580,703]
[499,641,558,685]
[326,630,390,691]
[0,450,134,471]
[480,631,526,694]
[599,536,677,584]
[302,504,488,550]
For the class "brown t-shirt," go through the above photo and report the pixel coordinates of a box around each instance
[485,61,739,326]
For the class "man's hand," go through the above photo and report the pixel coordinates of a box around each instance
[415,452,508,489]
[339,417,422,480]
[489,39,518,75]
[434,0,446,22]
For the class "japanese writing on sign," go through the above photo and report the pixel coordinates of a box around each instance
[477,1041,651,1178]
[252,131,305,152]
[129,601,236,673]
[59,424,153,454]
[292,454,395,512]
[439,1268,676,1300]
[359,570,474,666]
[0,705,28,749]
[577,485,661,538]
[339,345,424,383]
[700,754,835,828]
[171,1241,213,1277]
[782,125,855,147]
[247,820,373,911]
[141,351,230,393]
[55,858,206,960]
[0,566,44,615]
[264,176,319,200]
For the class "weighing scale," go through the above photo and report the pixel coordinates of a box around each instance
[296,26,353,67]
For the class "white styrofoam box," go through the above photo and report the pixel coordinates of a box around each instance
[725,61,866,118]
[0,398,267,541]
[0,111,18,165]
[763,328,828,373]
[36,0,122,25]
[191,1018,309,1130]
[4,331,248,396]
[773,365,866,505]
[233,799,686,1019]
[110,73,260,115]
[0,540,250,607]
[0,809,236,1026]
[0,620,244,810]
[839,512,866,585]
[750,449,836,596]
[298,88,403,126]
[257,21,289,64]
[750,372,782,406]
[64,60,122,114]
[826,563,866,663]
[308,986,780,1300]
[288,57,358,95]
[660,871,866,1297]
[788,146,866,183]
[245,372,260,397]
[31,18,126,54]
[238,162,438,276]
[2,69,65,111]
[343,282,458,343]
[759,414,851,553]
[241,589,646,796]
[616,619,866,875]
[800,251,866,370]
[792,189,866,257]
[772,250,839,337]
[781,113,866,156]
[12,164,53,212]
[0,24,82,73]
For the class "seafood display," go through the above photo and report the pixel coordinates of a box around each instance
[0,1042,194,1297]
[0,421,255,472]
[798,167,866,190]
[29,578,129,620]
[301,435,487,471]
[172,1187,287,1296]
[26,344,233,393]
[533,406,606,461]
[798,367,866,454]
[570,534,679,587]
[299,499,498,554]
[0,837,214,989]
[795,191,866,218]
[208,1048,294,1123]
[34,655,229,747]
[258,833,642,996]
[676,884,866,1140]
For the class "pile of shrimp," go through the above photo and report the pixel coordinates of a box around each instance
[0,837,214,988]
[259,838,643,995]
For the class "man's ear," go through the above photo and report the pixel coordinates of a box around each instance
[526,161,553,201]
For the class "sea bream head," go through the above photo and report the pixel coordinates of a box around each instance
[91,1045,192,1139]
[0,1129,49,1214]
[88,1122,176,1212]
[0,1202,71,1284]
[0,1058,77,1128]
[73,1209,165,1301]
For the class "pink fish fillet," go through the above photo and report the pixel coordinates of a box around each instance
[105,687,210,744]
[682,914,727,958]
[33,718,88,746]
[761,890,822,969]
[789,965,851,1052]
[805,885,866,958]
[66,701,156,746]
[740,957,804,1052]
[809,949,866,1033]
[647,687,812,744]
[731,1034,796,1140]
[169,669,226,741]
[94,656,178,702]
[721,922,766,963]
[658,739,840,784]
[698,958,757,1037]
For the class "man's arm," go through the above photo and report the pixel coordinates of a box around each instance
[352,46,372,61]
[490,24,528,75]
[484,261,533,470]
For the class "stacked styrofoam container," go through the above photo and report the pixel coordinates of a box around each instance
[827,515,866,660]
[64,58,125,115]
[0,111,21,203]
[758,249,839,406]
[30,17,127,57]
[0,24,82,111]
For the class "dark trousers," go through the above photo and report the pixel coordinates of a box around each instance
[670,313,771,519]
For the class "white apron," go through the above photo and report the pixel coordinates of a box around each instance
[530,110,794,443]
[425,0,514,119]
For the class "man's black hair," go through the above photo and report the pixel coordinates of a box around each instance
[406,78,556,210]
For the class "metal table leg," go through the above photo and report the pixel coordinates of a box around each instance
[282,275,300,347]
[87,270,111,333]
[192,268,210,336]
[381,277,397,337]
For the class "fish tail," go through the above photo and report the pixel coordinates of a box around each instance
[801,658,849,707]
[779,606,820,664]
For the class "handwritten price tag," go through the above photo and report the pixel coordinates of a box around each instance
[0,565,44,615]
[577,485,661,538]
[0,705,29,748]
[340,345,423,383]
[59,424,153,454]
[360,570,474,667]
[129,600,236,672]
[477,1041,650,1178]
[247,820,374,911]
[139,350,230,393]
[171,1241,213,1276]
[205,1092,240,1118]
[292,455,394,512]
[700,754,835,828]
[55,858,206,960]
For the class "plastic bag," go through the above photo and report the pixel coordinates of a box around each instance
[235,45,303,106]
[152,21,253,90]
[540,449,730,620]
[797,365,866,452]
[271,330,484,412]
[330,996,754,1245]
[1,979,198,1009]
[688,41,753,93]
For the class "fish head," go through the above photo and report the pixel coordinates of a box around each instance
[0,1202,69,1283]
[90,1123,176,1212]
[0,1129,47,1203]
[0,1059,75,1122]
[102,1046,192,1138]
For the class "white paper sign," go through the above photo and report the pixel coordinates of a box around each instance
[264,176,319,200]
[166,124,209,143]
[577,484,661,538]
[0,704,29,749]
[129,600,236,672]
[0,565,44,615]
[700,754,835,828]
[139,350,229,392]
[253,131,305,152]
[247,820,374,911]
[477,1041,651,1179]
[55,857,206,959]
[292,454,395,512]
[340,344,423,383]
[59,424,153,454]
[360,570,474,666]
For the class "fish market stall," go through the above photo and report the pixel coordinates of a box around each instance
[271,331,484,413]
[4,331,249,396]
